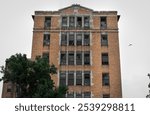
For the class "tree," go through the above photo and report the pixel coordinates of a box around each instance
[0,53,67,98]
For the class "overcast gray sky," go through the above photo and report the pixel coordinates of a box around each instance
[0,0,150,98]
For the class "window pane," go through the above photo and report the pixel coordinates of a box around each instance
[69,34,74,46]
[84,16,90,28]
[84,33,90,46]
[69,16,75,27]
[76,52,82,65]
[45,17,51,28]
[76,33,82,45]
[61,33,67,46]
[67,92,74,98]
[77,17,82,27]
[62,17,67,27]
[76,92,82,98]
[102,53,109,65]
[84,51,90,65]
[43,34,50,46]
[102,73,109,86]
[84,92,91,98]
[100,17,107,29]
[84,71,90,86]
[60,52,66,65]
[101,34,108,46]
[68,71,74,86]
[60,71,66,86]
[76,71,82,85]
[68,52,74,65]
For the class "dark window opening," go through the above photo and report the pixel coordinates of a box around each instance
[101,34,108,46]
[76,52,82,65]
[69,34,74,46]
[69,17,75,27]
[61,33,67,46]
[68,71,74,86]
[84,92,91,98]
[101,17,107,29]
[76,33,82,45]
[76,92,82,98]
[77,17,82,27]
[84,71,90,86]
[84,33,90,46]
[68,52,74,65]
[42,52,49,63]
[60,52,66,65]
[84,17,90,28]
[62,17,68,27]
[102,73,109,86]
[102,53,109,65]
[44,17,51,28]
[76,71,82,85]
[60,71,66,86]
[103,94,110,98]
[43,34,50,46]
[7,85,12,92]
[84,52,90,65]
[67,92,74,98]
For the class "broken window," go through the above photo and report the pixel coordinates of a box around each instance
[62,17,68,27]
[68,71,74,86]
[101,34,108,46]
[61,33,67,46]
[44,17,51,28]
[103,94,110,98]
[102,73,109,86]
[76,33,82,45]
[76,92,82,98]
[100,17,107,29]
[60,51,66,65]
[84,16,90,28]
[77,17,82,27]
[67,92,74,98]
[76,52,82,65]
[102,53,109,65]
[84,92,91,98]
[42,52,49,63]
[69,16,75,27]
[84,51,90,65]
[68,52,74,65]
[84,33,90,46]
[68,33,74,46]
[84,71,91,86]
[43,34,50,46]
[59,71,66,86]
[76,71,82,85]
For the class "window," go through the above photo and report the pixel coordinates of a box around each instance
[68,71,74,86]
[44,17,51,28]
[76,52,82,65]
[102,53,109,65]
[42,52,49,62]
[76,92,82,98]
[69,16,75,27]
[7,84,12,92]
[102,73,109,86]
[76,71,82,85]
[103,94,110,98]
[68,33,74,46]
[84,71,91,86]
[67,92,74,98]
[61,33,67,46]
[60,71,66,86]
[62,17,68,27]
[101,34,108,46]
[84,33,90,46]
[77,17,82,27]
[60,52,66,65]
[84,51,90,65]
[100,17,107,29]
[68,52,74,65]
[84,92,91,98]
[76,33,82,45]
[43,34,50,46]
[84,16,90,28]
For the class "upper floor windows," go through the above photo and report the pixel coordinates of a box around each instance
[102,73,110,86]
[61,32,90,46]
[101,33,108,46]
[43,33,50,46]
[102,53,109,65]
[61,16,90,29]
[44,17,51,28]
[100,17,107,29]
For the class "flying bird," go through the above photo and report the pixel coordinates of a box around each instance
[128,44,133,46]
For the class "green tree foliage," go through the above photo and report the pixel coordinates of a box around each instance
[0,53,67,98]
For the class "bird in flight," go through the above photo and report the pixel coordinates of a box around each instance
[128,44,133,46]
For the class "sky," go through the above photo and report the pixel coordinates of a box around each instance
[0,0,150,98]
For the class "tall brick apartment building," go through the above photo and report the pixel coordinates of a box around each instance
[2,4,122,98]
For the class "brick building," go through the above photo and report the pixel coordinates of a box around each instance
[2,4,122,98]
